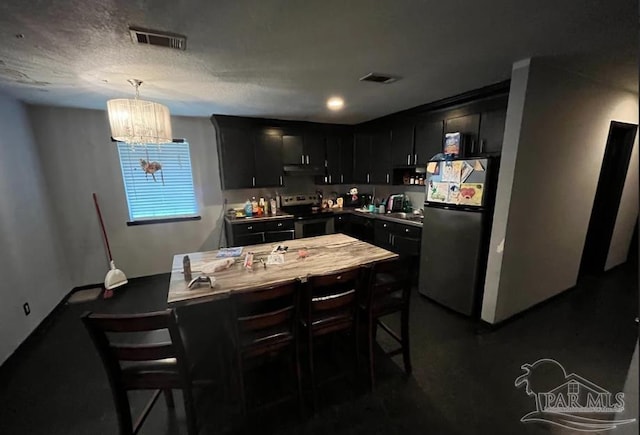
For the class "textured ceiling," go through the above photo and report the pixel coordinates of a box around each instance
[0,0,636,124]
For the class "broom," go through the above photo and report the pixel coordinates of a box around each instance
[93,193,128,297]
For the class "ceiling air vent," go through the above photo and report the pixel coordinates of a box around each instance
[129,27,187,50]
[359,73,398,84]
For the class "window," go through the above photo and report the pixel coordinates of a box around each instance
[117,141,198,222]
[568,382,579,395]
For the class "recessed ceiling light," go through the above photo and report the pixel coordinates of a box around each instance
[327,97,344,111]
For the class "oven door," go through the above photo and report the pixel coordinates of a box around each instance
[294,217,335,238]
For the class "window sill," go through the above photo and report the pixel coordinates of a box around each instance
[126,216,202,226]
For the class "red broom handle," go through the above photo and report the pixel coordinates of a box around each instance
[92,193,113,262]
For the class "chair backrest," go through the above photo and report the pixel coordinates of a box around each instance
[303,267,366,320]
[82,309,191,389]
[231,280,298,351]
[365,258,412,308]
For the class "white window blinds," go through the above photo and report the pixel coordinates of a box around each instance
[117,141,198,221]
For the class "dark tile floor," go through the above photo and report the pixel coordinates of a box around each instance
[0,262,637,435]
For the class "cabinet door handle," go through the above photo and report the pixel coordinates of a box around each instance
[306,155,309,164]
[325,159,328,167]
[341,174,344,183]
[414,154,418,164]
[386,173,389,183]
[480,139,485,154]
[279,175,283,186]
[252,176,255,187]
[301,155,305,164]
[329,174,332,184]
[388,233,391,244]
[407,154,411,165]
[366,173,370,183]
[414,154,418,165]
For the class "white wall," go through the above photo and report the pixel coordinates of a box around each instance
[482,58,639,324]
[0,94,70,364]
[27,106,225,287]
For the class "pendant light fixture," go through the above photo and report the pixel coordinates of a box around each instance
[107,79,173,144]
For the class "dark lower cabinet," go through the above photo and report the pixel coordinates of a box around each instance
[374,220,421,256]
[225,218,294,247]
[348,215,374,242]
[334,213,351,233]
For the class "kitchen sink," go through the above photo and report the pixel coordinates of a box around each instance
[385,212,423,222]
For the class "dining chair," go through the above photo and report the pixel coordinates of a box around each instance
[230,280,302,415]
[82,309,214,435]
[300,267,367,411]
[361,257,413,389]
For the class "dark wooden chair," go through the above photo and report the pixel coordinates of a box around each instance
[82,309,213,435]
[300,267,367,411]
[361,258,412,389]
[230,280,302,415]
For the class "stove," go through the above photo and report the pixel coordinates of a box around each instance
[280,194,335,238]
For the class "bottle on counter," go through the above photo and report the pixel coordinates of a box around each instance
[183,255,192,281]
[258,197,266,216]
[244,199,253,217]
[251,197,258,214]
[270,197,277,215]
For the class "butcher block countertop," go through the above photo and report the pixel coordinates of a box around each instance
[167,233,397,307]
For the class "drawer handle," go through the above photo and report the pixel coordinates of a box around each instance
[277,223,282,227]
[405,228,409,232]
[247,226,253,230]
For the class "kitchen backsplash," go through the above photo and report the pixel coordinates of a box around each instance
[223,176,426,212]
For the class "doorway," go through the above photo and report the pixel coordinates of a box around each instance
[579,121,637,278]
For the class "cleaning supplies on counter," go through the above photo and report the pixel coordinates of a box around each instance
[244,199,253,217]
[270,197,277,215]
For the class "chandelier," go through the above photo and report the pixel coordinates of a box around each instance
[107,79,173,144]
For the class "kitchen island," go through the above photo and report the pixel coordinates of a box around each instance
[167,233,397,307]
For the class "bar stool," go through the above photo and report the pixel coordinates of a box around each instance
[230,280,302,415]
[300,267,367,411]
[82,309,215,435]
[361,258,412,389]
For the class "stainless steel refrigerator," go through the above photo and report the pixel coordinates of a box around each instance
[418,157,497,316]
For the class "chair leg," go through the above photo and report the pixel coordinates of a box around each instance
[308,332,317,413]
[368,316,376,390]
[401,306,412,375]
[237,356,247,416]
[182,387,198,435]
[114,389,134,435]
[353,322,360,389]
[293,344,304,417]
[163,389,175,409]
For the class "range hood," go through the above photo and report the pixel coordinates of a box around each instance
[283,164,324,176]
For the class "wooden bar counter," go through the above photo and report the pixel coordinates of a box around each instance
[167,233,398,307]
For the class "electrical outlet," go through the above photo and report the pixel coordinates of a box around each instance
[23,302,30,316]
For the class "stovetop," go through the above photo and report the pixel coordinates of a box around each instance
[280,194,333,220]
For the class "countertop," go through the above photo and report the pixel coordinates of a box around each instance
[224,208,423,228]
[224,211,294,224]
[167,233,398,307]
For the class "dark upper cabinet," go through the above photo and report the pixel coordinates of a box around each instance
[254,133,284,187]
[478,108,507,155]
[282,133,325,166]
[326,134,353,184]
[370,129,392,184]
[219,127,255,189]
[414,119,443,164]
[353,133,372,183]
[445,113,480,156]
[303,134,326,166]
[282,135,304,164]
[390,123,415,166]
